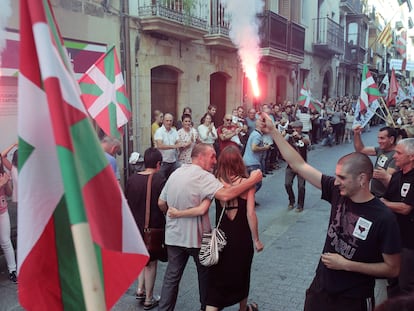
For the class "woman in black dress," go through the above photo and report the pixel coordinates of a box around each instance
[208,145,263,311]
[125,148,166,310]
[168,145,263,311]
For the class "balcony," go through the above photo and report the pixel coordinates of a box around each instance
[343,42,366,68]
[259,10,304,64]
[313,17,344,55]
[137,0,208,41]
[340,0,361,14]
[203,0,235,50]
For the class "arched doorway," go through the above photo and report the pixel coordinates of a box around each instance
[151,66,179,118]
[322,72,330,99]
[210,72,228,125]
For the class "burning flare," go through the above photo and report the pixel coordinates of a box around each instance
[246,67,260,98]
[222,0,264,99]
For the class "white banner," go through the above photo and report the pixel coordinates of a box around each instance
[390,59,414,71]
[353,100,380,129]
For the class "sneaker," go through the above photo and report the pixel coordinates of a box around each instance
[288,204,294,210]
[9,271,17,283]
[295,207,303,213]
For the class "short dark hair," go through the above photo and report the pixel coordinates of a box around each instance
[380,126,398,145]
[181,113,192,122]
[338,152,373,180]
[182,106,192,114]
[144,148,162,169]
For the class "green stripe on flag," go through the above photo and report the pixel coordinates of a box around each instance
[116,91,131,111]
[42,0,72,71]
[54,196,85,310]
[94,243,104,287]
[71,118,108,186]
[79,83,104,97]
[104,49,115,84]
[18,137,35,170]
[56,145,87,224]
[108,103,119,138]
[63,40,88,50]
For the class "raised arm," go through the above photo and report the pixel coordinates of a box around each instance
[261,113,322,189]
[353,125,376,155]
[167,198,212,218]
[1,143,17,171]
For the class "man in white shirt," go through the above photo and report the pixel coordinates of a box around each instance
[154,113,180,179]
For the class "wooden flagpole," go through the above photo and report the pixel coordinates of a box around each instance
[380,97,396,128]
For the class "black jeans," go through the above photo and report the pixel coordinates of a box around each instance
[304,274,375,311]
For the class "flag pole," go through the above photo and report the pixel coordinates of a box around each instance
[368,106,387,122]
[377,98,388,119]
[380,97,396,127]
[71,224,107,310]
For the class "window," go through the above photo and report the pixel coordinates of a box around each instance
[347,22,358,45]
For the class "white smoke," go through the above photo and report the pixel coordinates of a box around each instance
[222,0,264,96]
[0,0,12,53]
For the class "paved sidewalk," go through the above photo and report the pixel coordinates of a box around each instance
[0,127,388,311]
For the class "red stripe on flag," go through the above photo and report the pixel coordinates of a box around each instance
[102,249,148,308]
[43,78,76,151]
[18,219,63,311]
[19,0,42,88]
[83,165,123,249]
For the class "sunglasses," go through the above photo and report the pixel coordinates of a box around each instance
[225,119,232,121]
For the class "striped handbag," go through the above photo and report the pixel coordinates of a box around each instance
[199,205,227,267]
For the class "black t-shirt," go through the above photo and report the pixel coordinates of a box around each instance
[317,175,401,298]
[383,169,414,249]
[125,172,166,233]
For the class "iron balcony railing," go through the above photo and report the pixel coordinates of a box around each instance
[137,0,208,31]
[259,10,305,57]
[313,17,344,55]
[209,0,230,36]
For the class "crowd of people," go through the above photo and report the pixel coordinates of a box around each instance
[3,94,414,311]
[127,95,414,311]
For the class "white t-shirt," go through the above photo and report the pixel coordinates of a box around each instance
[160,164,223,248]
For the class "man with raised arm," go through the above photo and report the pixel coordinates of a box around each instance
[261,112,401,311]
[353,125,398,197]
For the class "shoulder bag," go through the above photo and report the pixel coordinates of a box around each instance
[199,204,227,267]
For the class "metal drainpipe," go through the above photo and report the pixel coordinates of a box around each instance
[120,0,132,184]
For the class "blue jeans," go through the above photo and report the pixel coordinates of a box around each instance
[246,164,262,193]
[158,245,209,311]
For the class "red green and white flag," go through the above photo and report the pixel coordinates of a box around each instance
[17,1,148,310]
[298,79,321,112]
[297,78,321,112]
[79,45,131,139]
[359,64,381,110]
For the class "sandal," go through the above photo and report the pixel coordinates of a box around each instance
[246,302,259,311]
[135,291,145,301]
[143,297,160,310]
